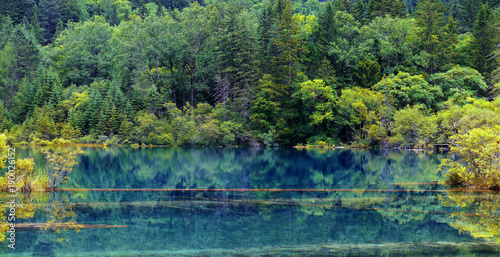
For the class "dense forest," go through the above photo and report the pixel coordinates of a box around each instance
[0,0,499,147]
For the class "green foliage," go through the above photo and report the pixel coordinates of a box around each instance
[436,97,500,144]
[390,104,437,148]
[359,15,422,75]
[470,4,497,80]
[0,0,498,148]
[353,59,381,88]
[297,79,336,126]
[336,87,385,144]
[373,72,442,110]
[250,74,284,133]
[51,16,114,86]
[429,66,488,101]
[42,147,84,189]
[415,0,454,74]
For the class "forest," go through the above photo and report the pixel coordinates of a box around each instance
[0,0,500,148]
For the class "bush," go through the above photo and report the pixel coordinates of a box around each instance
[317,141,327,148]
[439,126,500,190]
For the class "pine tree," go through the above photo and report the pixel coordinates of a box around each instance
[258,0,277,75]
[443,15,459,70]
[352,0,372,24]
[33,68,57,107]
[0,16,13,49]
[370,0,406,19]
[108,104,119,134]
[353,59,382,88]
[53,18,64,40]
[97,100,110,135]
[415,0,450,74]
[457,0,481,32]
[12,78,35,123]
[29,11,44,44]
[333,0,354,13]
[38,0,61,44]
[471,4,496,80]
[10,25,41,81]
[314,2,336,63]
[146,85,162,116]
[84,89,102,134]
[272,0,306,96]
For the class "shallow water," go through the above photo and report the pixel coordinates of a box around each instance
[2,147,500,256]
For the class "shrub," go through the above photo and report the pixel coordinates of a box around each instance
[439,126,500,190]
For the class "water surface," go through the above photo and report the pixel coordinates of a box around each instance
[3,147,500,256]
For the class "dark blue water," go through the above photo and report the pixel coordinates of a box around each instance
[2,147,500,256]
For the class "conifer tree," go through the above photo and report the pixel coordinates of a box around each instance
[10,25,41,81]
[29,11,44,44]
[0,16,13,49]
[12,78,35,123]
[471,4,496,80]
[272,0,306,96]
[457,0,481,32]
[415,0,451,74]
[370,0,406,19]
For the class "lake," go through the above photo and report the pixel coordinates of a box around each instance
[2,147,500,256]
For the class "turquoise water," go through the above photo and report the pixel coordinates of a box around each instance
[2,148,500,256]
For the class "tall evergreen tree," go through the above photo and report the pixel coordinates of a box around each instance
[272,0,306,96]
[38,0,61,44]
[29,11,44,45]
[471,4,497,81]
[415,0,452,74]
[370,0,406,19]
[457,0,482,32]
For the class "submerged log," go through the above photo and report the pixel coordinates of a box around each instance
[14,223,127,231]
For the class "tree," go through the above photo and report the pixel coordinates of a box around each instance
[436,97,500,144]
[29,11,44,44]
[327,11,363,85]
[456,0,481,32]
[11,78,35,123]
[51,16,114,86]
[10,24,41,81]
[336,87,385,144]
[471,4,496,80]
[359,16,421,75]
[370,0,406,19]
[429,66,488,101]
[0,0,34,24]
[272,0,306,95]
[353,59,382,88]
[250,74,284,134]
[373,72,443,110]
[38,0,61,44]
[297,79,336,135]
[211,2,260,120]
[439,125,500,189]
[389,104,437,148]
[415,0,454,74]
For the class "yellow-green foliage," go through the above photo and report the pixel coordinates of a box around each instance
[441,191,500,242]
[439,126,500,189]
[42,148,84,189]
[317,141,327,148]
[0,134,8,168]
[390,105,437,148]
[436,97,500,143]
[0,134,48,192]
[298,79,336,126]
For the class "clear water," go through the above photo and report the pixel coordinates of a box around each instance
[2,147,500,256]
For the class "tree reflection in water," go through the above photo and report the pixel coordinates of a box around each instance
[0,191,81,242]
[441,190,500,243]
